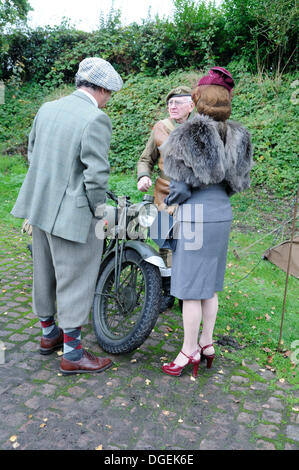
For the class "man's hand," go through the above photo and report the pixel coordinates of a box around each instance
[137,176,152,192]
[159,203,177,216]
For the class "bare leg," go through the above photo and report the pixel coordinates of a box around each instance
[173,300,202,366]
[199,293,218,355]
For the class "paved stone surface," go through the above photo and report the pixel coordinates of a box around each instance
[0,226,299,450]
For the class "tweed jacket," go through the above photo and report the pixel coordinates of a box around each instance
[163,114,253,222]
[11,91,112,243]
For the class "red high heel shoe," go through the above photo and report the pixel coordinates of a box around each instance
[199,343,215,369]
[162,350,200,378]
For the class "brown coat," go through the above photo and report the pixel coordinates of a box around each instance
[137,118,176,210]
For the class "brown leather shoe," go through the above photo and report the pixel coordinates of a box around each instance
[40,328,64,355]
[60,349,112,375]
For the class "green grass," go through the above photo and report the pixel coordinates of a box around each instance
[0,154,29,228]
[1,152,298,385]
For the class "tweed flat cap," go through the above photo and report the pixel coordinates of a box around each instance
[76,57,123,92]
[166,86,192,103]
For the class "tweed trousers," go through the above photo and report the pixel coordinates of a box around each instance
[32,219,103,330]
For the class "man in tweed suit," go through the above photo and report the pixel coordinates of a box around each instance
[12,58,123,375]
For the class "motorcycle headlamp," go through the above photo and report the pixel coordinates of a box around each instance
[138,203,158,228]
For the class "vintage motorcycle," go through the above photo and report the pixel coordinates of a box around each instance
[92,190,171,354]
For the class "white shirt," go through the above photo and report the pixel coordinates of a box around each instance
[77,89,98,108]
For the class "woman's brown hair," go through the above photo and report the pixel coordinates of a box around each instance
[192,85,232,121]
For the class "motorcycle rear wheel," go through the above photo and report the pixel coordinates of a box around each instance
[92,249,161,354]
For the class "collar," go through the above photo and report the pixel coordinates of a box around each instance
[76,89,98,108]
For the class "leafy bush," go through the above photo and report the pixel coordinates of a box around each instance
[0,0,298,83]
[0,67,298,197]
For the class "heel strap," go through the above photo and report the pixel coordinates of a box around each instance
[180,350,191,360]
[180,350,199,359]
[199,343,214,352]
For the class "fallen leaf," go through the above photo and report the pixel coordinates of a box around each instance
[279,378,285,383]
[265,313,271,321]
[40,423,46,428]
[190,376,196,381]
[9,435,17,443]
[76,422,83,426]
[12,442,20,449]
[162,410,170,416]
[178,418,183,423]
[106,382,113,386]
[95,445,103,450]
[145,379,151,385]
[97,395,103,399]
[130,359,137,363]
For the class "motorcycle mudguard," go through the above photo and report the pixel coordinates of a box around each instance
[124,240,166,269]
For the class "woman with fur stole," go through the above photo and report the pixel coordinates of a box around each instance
[161,67,253,377]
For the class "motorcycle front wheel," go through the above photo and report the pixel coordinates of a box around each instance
[92,248,161,354]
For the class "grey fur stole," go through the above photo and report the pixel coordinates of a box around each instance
[161,114,253,193]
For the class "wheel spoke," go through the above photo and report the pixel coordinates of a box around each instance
[100,261,145,338]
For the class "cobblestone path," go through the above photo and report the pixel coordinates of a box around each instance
[0,225,298,450]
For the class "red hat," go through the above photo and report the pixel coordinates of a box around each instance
[198,67,235,92]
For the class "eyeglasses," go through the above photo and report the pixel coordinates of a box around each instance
[167,99,192,108]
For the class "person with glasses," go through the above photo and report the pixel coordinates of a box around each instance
[137,86,195,312]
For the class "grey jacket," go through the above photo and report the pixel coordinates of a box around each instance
[11,90,112,243]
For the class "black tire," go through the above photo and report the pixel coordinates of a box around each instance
[92,249,161,354]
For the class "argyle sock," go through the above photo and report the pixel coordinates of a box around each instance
[39,316,60,339]
[63,327,84,361]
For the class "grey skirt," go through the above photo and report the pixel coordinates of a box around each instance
[170,220,232,300]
